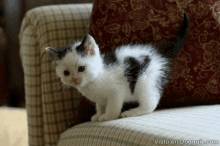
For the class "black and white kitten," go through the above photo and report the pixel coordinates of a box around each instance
[45,13,190,122]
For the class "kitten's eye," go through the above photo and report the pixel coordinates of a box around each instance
[64,70,70,76]
[78,66,85,72]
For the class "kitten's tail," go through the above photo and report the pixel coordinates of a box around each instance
[159,12,190,60]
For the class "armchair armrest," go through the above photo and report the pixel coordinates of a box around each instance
[19,4,92,146]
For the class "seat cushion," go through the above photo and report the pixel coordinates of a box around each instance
[58,105,220,146]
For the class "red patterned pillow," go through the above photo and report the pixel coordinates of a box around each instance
[90,0,220,108]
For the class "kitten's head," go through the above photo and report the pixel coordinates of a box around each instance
[45,34,102,88]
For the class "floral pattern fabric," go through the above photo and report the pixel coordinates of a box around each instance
[90,0,220,107]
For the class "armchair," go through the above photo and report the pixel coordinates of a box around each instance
[19,3,220,146]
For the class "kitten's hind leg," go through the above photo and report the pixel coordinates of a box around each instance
[121,76,160,118]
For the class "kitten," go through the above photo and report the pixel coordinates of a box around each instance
[45,13,190,122]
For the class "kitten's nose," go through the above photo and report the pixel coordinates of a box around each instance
[72,78,77,83]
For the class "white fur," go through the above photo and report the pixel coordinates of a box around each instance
[48,41,169,122]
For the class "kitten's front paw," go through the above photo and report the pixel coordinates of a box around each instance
[91,114,101,122]
[98,114,119,122]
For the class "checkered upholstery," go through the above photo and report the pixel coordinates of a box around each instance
[19,4,92,146]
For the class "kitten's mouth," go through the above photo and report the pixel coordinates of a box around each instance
[72,79,81,86]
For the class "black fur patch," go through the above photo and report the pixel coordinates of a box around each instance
[75,34,89,57]
[103,52,118,66]
[49,45,72,60]
[75,44,87,57]
[124,56,150,94]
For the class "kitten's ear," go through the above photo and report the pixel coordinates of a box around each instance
[77,34,99,56]
[45,47,59,60]
[45,47,66,60]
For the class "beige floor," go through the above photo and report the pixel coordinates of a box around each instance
[0,107,28,146]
